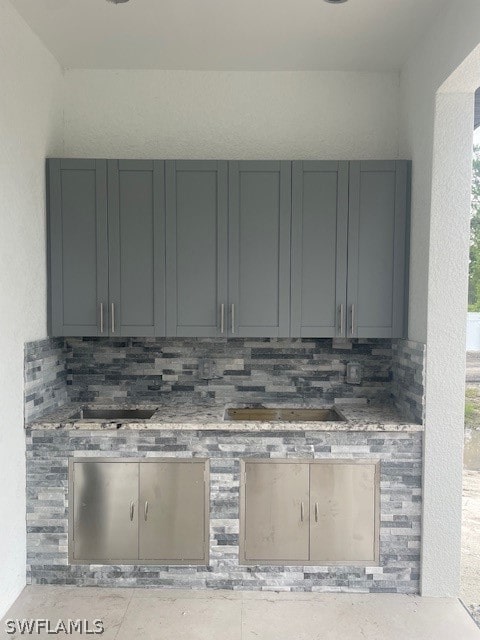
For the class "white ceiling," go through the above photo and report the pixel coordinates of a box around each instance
[10,0,449,71]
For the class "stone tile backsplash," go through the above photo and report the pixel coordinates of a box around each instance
[392,340,426,424]
[65,337,393,405]
[24,338,68,422]
[24,336,425,423]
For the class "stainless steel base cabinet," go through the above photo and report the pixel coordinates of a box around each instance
[240,459,379,566]
[69,458,209,565]
[139,461,207,562]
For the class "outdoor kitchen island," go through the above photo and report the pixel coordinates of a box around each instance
[26,400,422,594]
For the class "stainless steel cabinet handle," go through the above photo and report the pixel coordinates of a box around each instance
[315,502,319,523]
[99,302,104,334]
[350,304,356,336]
[144,500,149,521]
[129,501,134,522]
[220,304,225,335]
[231,303,235,334]
[300,501,304,522]
[111,303,115,334]
[338,304,344,337]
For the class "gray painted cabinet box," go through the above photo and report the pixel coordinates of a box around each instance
[48,158,409,339]
[48,159,165,337]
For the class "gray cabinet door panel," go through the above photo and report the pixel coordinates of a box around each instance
[72,461,138,562]
[310,462,378,563]
[242,461,309,562]
[291,161,348,338]
[49,159,108,336]
[166,161,228,337]
[228,161,291,337]
[139,461,207,562]
[347,161,408,338]
[108,160,166,337]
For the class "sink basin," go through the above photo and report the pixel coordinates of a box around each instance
[70,408,157,421]
[225,407,345,422]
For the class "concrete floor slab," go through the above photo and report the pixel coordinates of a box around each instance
[1,587,479,639]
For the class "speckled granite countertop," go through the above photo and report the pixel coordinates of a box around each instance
[26,399,423,432]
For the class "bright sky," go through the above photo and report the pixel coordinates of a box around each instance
[474,127,480,145]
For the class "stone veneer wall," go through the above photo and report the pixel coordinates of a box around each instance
[65,337,394,406]
[24,338,68,422]
[26,428,422,593]
[391,340,426,424]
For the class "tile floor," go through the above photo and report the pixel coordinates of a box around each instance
[1,587,479,639]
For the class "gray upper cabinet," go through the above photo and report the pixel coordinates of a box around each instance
[347,161,408,339]
[108,160,166,337]
[166,161,228,337]
[291,162,349,338]
[48,159,108,336]
[228,161,291,337]
[49,158,409,340]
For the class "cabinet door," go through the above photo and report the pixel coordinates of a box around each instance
[347,161,408,338]
[310,462,378,563]
[72,461,138,562]
[241,461,309,563]
[49,159,108,336]
[139,461,208,563]
[107,160,166,337]
[291,162,348,338]
[166,161,228,337]
[228,161,291,337]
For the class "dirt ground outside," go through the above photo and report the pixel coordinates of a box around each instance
[463,353,480,626]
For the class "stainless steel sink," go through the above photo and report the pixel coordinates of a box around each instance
[70,408,157,421]
[225,407,345,422]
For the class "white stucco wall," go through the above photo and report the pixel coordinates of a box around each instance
[0,0,63,617]
[400,0,480,596]
[62,70,400,160]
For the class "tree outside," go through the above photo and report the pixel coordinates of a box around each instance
[469,145,480,310]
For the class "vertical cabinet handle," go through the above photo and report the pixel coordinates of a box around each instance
[129,501,135,522]
[220,304,225,335]
[350,304,356,337]
[99,302,104,334]
[315,502,319,523]
[144,501,149,521]
[111,303,116,334]
[338,304,345,337]
[231,304,235,334]
[300,501,304,522]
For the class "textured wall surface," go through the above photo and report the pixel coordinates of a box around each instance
[24,339,68,423]
[65,337,394,407]
[399,0,480,596]
[0,0,63,617]
[391,340,425,425]
[62,70,400,160]
[26,428,422,593]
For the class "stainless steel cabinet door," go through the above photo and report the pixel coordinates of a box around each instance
[310,462,379,563]
[241,461,309,563]
[347,161,408,338]
[48,159,108,337]
[139,461,208,562]
[228,161,291,337]
[72,461,138,562]
[108,160,166,337]
[291,161,349,338]
[166,161,228,337]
